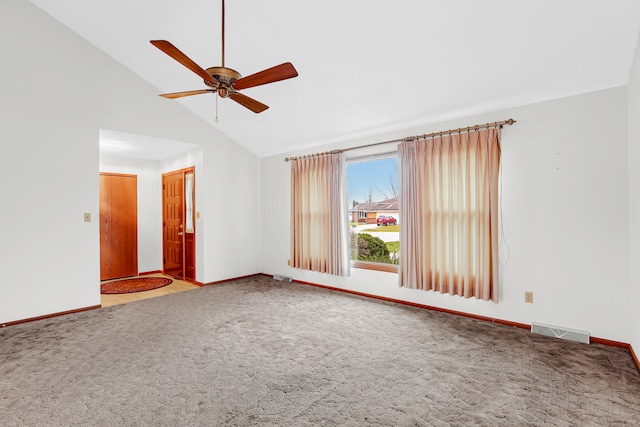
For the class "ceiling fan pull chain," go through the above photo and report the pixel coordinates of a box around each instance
[215,93,219,123]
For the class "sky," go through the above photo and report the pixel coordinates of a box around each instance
[347,157,398,205]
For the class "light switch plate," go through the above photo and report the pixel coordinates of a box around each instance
[84,213,91,222]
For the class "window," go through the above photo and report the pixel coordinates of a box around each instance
[347,154,399,272]
[185,172,194,233]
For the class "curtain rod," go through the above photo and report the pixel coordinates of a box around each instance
[284,118,516,162]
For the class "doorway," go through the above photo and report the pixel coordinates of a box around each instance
[162,167,196,281]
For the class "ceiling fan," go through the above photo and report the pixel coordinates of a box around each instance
[150,0,298,113]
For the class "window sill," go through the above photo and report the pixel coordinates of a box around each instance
[351,260,398,273]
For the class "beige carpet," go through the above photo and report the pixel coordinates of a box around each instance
[1,275,639,426]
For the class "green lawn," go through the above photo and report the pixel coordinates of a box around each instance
[386,241,399,253]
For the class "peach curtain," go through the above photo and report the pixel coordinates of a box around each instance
[398,127,501,302]
[290,152,349,276]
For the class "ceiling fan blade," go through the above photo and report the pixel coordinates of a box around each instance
[160,89,215,99]
[229,92,269,113]
[150,40,218,86]
[232,62,298,90]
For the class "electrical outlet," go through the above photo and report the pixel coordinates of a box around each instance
[83,212,91,222]
[525,291,534,303]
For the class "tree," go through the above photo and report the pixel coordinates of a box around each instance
[361,187,376,203]
[375,173,398,200]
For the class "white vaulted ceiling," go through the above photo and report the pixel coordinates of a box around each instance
[30,0,640,157]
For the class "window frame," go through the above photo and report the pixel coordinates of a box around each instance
[351,259,399,273]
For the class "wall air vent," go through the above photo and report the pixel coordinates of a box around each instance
[531,321,590,344]
[272,274,293,283]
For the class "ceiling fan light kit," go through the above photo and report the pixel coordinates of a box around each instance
[150,0,298,113]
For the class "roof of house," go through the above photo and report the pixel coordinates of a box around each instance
[351,197,398,212]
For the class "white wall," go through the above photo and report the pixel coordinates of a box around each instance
[0,0,101,322]
[0,0,260,324]
[198,143,262,282]
[261,87,631,342]
[628,30,640,354]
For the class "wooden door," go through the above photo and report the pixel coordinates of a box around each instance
[162,168,196,281]
[163,171,184,278]
[100,173,138,280]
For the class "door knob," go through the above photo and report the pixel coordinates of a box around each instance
[178,232,183,236]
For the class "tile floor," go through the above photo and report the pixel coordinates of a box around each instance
[100,274,201,307]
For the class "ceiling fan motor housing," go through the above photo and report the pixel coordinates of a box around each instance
[205,66,241,97]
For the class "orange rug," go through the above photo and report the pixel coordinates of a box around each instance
[100,277,173,294]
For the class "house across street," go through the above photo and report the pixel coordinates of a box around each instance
[350,197,398,225]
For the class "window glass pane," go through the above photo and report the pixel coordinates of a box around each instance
[185,172,194,233]
[347,156,399,267]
